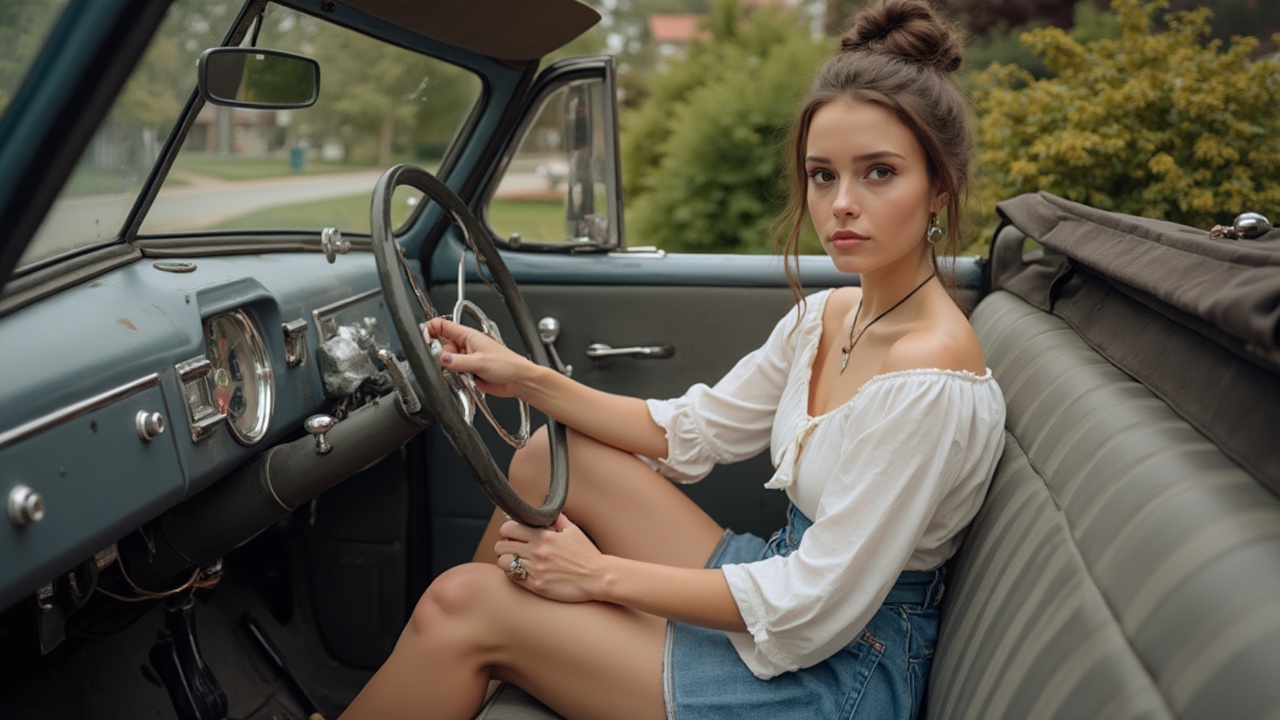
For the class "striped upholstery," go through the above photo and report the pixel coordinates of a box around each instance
[927,291,1280,720]
[476,289,1280,719]
[474,684,554,719]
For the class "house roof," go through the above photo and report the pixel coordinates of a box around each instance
[648,14,708,44]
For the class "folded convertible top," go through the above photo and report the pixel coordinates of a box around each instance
[996,191,1280,355]
[991,191,1280,493]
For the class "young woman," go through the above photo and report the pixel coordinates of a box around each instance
[340,1,1004,718]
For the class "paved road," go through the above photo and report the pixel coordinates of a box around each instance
[145,169,384,231]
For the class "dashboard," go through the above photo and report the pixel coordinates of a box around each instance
[0,251,399,611]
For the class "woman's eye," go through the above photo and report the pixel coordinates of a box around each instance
[867,166,895,182]
[808,169,835,184]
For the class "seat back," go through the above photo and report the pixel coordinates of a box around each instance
[927,194,1280,719]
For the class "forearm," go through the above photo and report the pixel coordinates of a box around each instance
[517,363,669,459]
[593,556,746,633]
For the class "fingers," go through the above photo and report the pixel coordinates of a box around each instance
[496,551,528,585]
[425,318,481,371]
[500,517,567,541]
[425,316,463,341]
[493,520,555,566]
[499,519,543,542]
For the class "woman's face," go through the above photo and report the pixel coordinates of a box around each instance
[804,97,941,278]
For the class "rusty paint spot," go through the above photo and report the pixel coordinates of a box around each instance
[117,318,137,331]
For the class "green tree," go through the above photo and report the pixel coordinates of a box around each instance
[964,2,1119,86]
[257,8,478,167]
[969,0,1280,246]
[622,0,830,252]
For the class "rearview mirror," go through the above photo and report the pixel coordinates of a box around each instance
[197,47,319,109]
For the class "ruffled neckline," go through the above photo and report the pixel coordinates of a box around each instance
[797,288,995,422]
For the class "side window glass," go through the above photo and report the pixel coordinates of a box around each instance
[488,78,614,248]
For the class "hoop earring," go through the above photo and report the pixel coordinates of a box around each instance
[926,212,944,246]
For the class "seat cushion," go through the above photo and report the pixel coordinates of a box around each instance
[926,290,1280,719]
[474,683,561,720]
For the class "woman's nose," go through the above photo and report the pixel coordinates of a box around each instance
[831,182,859,217]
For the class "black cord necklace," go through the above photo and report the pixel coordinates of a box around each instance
[839,273,935,374]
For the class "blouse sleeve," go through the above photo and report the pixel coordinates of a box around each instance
[720,372,1005,678]
[643,292,826,484]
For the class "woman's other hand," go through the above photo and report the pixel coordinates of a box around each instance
[424,316,529,397]
[494,514,603,603]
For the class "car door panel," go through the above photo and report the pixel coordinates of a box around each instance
[421,250,852,577]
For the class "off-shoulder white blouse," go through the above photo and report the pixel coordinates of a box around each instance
[644,289,1006,679]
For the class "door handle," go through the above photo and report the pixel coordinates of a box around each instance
[585,343,674,359]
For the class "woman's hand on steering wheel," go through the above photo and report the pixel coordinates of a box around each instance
[494,514,604,604]
[426,317,530,398]
[372,163,566,527]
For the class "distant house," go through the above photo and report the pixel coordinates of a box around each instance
[647,1,801,64]
[647,14,708,63]
[189,104,282,156]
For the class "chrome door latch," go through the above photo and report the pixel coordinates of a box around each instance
[585,343,675,359]
[537,317,573,377]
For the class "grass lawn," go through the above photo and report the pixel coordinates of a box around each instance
[210,191,566,241]
[62,167,191,197]
[173,152,379,181]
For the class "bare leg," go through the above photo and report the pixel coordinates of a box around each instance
[341,428,724,719]
[339,563,667,720]
[473,426,723,568]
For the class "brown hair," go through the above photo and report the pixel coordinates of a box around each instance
[777,0,970,306]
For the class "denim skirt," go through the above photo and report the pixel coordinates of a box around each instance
[663,504,945,720]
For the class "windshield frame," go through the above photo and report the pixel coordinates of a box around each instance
[0,0,174,299]
[1,0,547,319]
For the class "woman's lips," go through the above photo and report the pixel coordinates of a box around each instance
[828,230,868,249]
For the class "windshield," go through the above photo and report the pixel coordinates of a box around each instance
[18,2,232,268]
[18,0,481,269]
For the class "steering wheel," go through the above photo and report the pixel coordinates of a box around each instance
[370,164,568,527]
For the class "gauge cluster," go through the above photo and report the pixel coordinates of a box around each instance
[176,309,275,446]
[204,310,274,445]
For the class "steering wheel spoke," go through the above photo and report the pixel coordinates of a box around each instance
[370,164,567,527]
[447,299,530,449]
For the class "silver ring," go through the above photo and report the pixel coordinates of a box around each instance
[505,554,527,582]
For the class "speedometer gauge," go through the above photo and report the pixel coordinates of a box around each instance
[203,309,273,445]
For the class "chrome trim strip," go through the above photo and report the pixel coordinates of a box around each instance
[0,374,162,451]
[312,288,382,340]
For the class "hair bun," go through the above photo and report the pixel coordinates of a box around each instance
[840,0,963,73]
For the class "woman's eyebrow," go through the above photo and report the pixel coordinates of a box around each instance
[805,150,908,164]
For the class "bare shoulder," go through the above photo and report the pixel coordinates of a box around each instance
[826,285,862,316]
[881,313,987,375]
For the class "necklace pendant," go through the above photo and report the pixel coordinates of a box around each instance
[839,352,850,374]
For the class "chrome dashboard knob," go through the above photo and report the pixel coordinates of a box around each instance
[8,485,45,528]
[305,414,335,455]
[135,410,166,441]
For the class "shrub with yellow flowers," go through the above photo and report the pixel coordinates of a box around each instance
[969,0,1280,249]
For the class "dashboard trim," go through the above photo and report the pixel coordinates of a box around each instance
[312,288,383,341]
[0,373,162,452]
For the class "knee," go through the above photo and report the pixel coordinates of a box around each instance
[407,563,504,640]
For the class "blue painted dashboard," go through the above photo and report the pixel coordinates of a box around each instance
[0,251,389,609]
